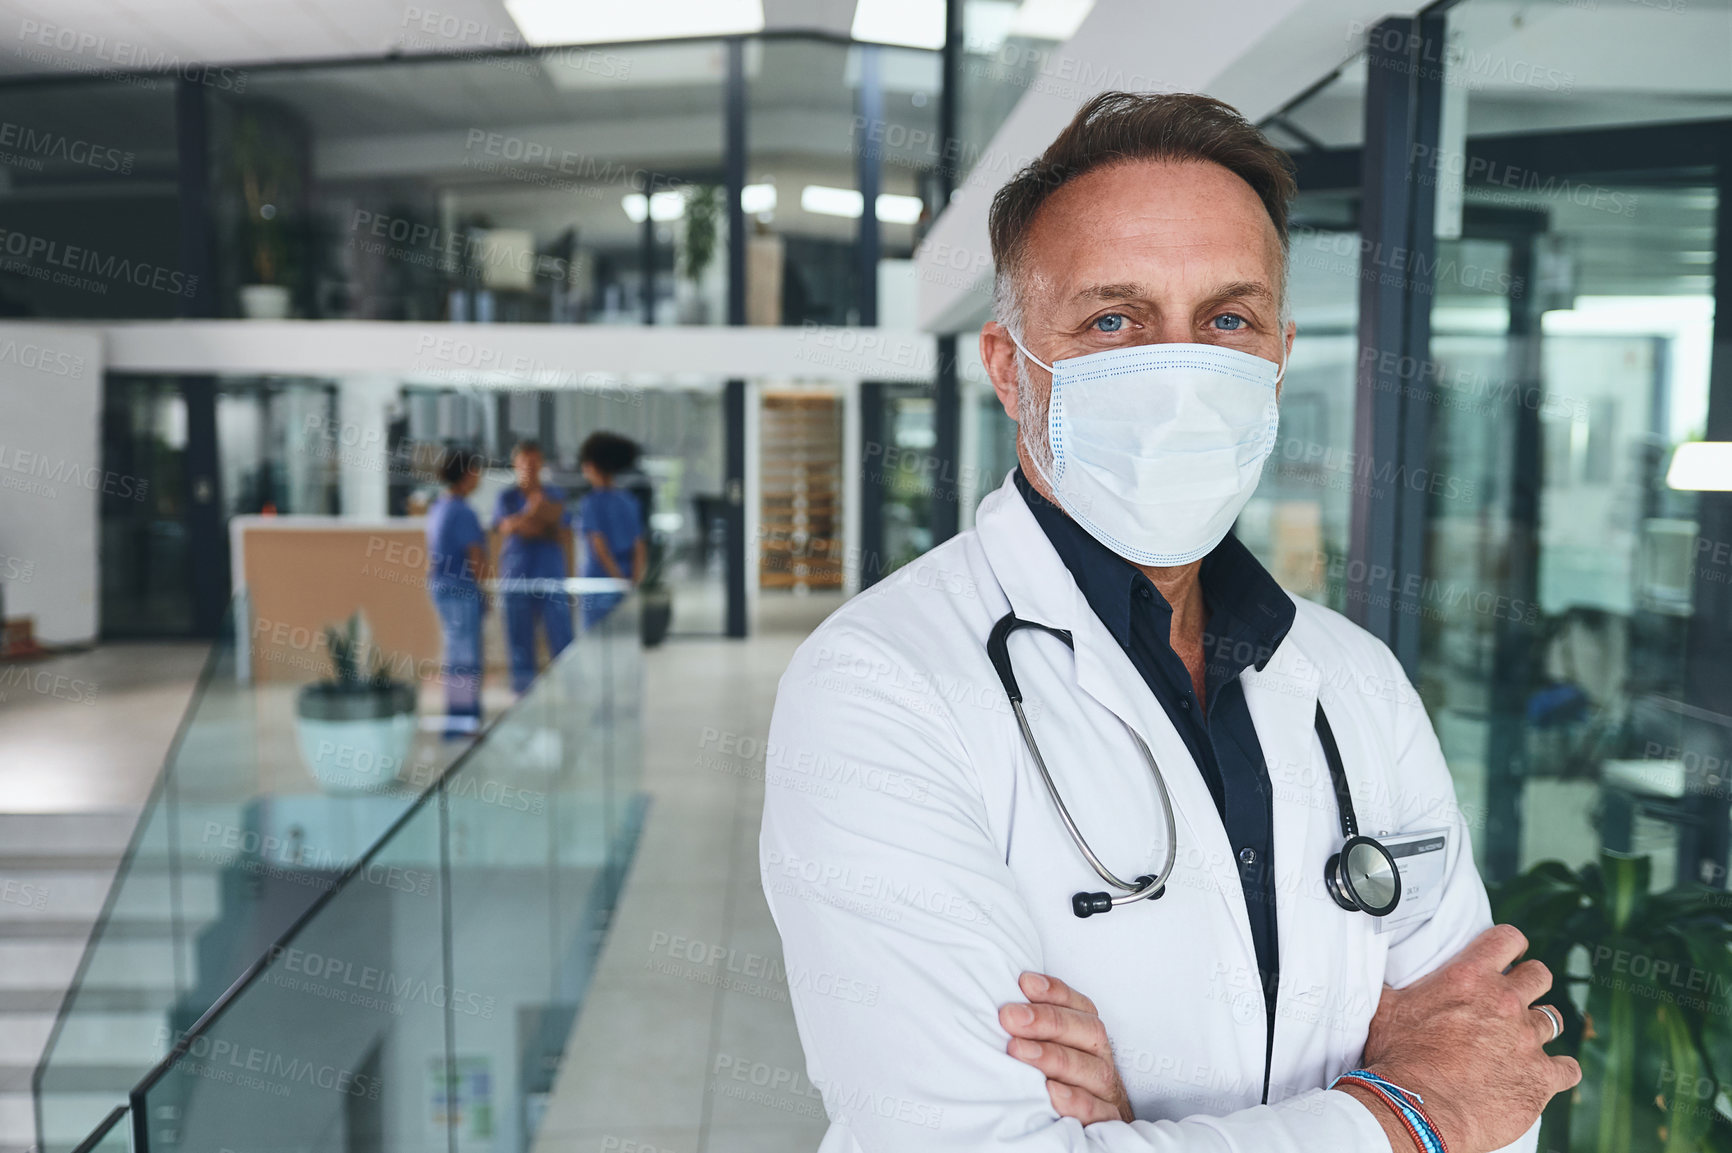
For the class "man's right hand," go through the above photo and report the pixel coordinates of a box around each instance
[1345,923,1581,1153]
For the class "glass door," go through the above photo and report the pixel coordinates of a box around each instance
[216,379,341,517]
[101,377,196,636]
[1421,183,1720,883]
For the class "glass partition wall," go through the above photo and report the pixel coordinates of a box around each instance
[1268,4,1732,1150]
[1416,0,1730,889]
[953,0,1099,190]
[214,42,729,324]
[1243,61,1370,614]
[745,41,939,328]
[0,31,971,637]
[0,33,951,328]
[91,371,729,638]
[0,78,182,319]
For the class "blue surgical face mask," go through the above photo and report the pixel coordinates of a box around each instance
[1010,333,1286,567]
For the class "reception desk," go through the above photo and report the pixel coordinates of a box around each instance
[232,516,443,684]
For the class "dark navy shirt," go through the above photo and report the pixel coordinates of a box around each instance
[1015,468,1295,1061]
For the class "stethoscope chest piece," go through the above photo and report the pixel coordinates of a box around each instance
[1325,835,1402,917]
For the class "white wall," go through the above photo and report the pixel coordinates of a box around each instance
[0,324,104,644]
[103,321,935,382]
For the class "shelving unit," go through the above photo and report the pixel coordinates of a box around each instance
[759,391,843,590]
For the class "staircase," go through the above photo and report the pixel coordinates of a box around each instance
[0,813,137,1153]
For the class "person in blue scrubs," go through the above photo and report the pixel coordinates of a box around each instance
[576,432,646,630]
[425,450,487,737]
[492,440,575,693]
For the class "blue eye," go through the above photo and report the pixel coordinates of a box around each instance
[1212,314,1247,331]
[1093,314,1126,333]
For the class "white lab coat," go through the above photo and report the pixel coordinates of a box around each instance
[760,471,1537,1153]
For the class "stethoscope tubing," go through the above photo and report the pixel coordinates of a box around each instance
[989,610,1399,918]
[1010,698,1177,905]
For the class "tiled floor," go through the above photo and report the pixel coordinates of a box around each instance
[0,642,211,812]
[535,591,846,1153]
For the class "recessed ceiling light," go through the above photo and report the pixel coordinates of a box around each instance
[741,184,777,214]
[850,0,946,50]
[801,185,864,218]
[505,0,765,46]
[622,191,688,223]
[800,186,925,223]
[874,193,924,224]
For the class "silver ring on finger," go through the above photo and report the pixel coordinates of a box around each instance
[1534,1003,1562,1042]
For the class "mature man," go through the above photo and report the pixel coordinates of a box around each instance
[759,92,1578,1152]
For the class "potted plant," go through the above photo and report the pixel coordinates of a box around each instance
[231,111,298,319]
[675,183,722,324]
[1490,850,1732,1151]
[294,612,417,793]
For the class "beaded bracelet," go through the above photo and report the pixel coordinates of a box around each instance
[1329,1069,1450,1153]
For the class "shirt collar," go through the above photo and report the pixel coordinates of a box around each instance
[1012,467,1294,677]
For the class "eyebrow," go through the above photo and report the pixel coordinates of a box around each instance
[1200,281,1276,309]
[1069,280,1276,308]
[1072,282,1147,303]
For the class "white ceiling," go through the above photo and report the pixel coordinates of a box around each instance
[0,0,863,78]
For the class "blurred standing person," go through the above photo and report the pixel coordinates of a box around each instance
[425,449,487,737]
[577,432,646,629]
[493,440,574,693]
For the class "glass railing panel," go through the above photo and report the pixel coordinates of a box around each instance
[444,593,641,1153]
[132,792,446,1153]
[156,632,263,1011]
[37,596,462,1153]
[596,598,646,864]
[118,588,642,1153]
[67,1104,130,1153]
[32,627,257,1153]
[34,786,177,1153]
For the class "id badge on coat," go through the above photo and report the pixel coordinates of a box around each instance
[1373,828,1449,934]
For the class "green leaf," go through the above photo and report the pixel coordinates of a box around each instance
[1501,856,1732,1153]
[1681,928,1732,1088]
[1602,852,1652,937]
[1492,860,1586,957]
[1579,962,1655,1149]
[1656,1001,1712,1153]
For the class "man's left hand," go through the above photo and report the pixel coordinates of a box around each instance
[1000,972,1132,1125]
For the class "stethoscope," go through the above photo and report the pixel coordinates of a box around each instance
[988,612,1403,920]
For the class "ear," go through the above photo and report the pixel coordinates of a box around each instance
[980,322,1025,422]
[1278,319,1296,399]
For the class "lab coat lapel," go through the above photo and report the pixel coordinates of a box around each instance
[1239,624,1327,1009]
[974,472,1257,959]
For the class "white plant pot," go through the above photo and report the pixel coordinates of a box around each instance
[295,714,417,793]
[239,283,292,320]
[295,683,417,794]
